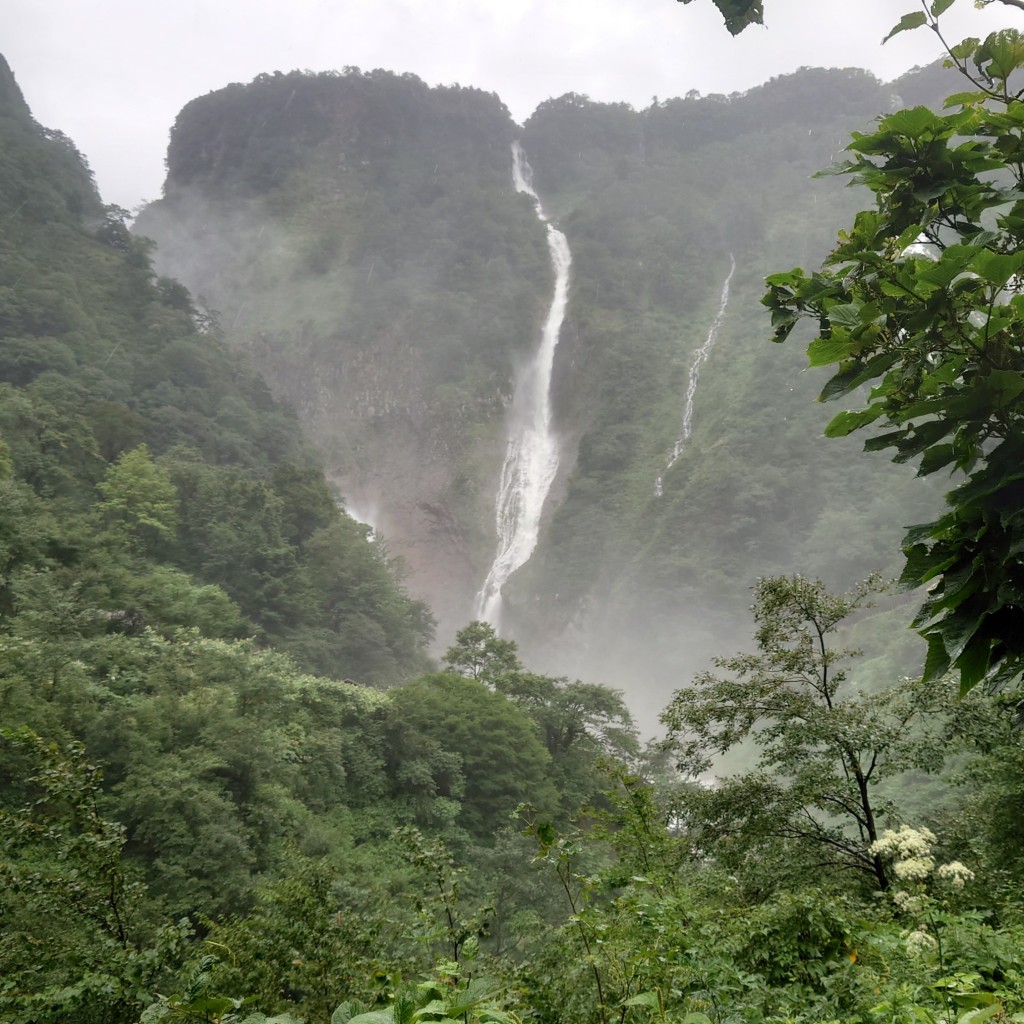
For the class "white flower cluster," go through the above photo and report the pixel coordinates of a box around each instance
[901,927,938,957]
[870,825,937,861]
[870,825,975,892]
[936,860,976,889]
[891,890,923,914]
[871,825,939,881]
[894,855,936,881]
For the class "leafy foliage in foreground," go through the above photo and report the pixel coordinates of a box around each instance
[678,0,764,36]
[763,19,1024,697]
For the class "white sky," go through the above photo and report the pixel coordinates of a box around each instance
[2,0,1018,211]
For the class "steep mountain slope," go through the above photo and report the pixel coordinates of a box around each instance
[0,53,432,686]
[136,64,953,721]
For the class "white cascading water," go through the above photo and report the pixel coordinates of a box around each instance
[655,254,736,497]
[476,142,572,625]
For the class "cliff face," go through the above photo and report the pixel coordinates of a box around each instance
[137,69,551,637]
[138,65,950,718]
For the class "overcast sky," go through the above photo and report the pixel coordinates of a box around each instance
[3,0,1018,211]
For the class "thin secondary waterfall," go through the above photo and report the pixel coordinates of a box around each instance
[476,142,572,625]
[655,254,735,497]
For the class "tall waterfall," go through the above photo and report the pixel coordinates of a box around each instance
[655,255,735,497]
[476,142,572,625]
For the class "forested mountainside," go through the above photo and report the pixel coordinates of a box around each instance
[0,54,432,685]
[136,64,958,719]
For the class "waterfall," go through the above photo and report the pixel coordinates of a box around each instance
[658,255,735,491]
[476,142,572,626]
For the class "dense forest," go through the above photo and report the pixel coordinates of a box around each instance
[4,1,1024,1021]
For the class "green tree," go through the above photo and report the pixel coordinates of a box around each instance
[4,567,99,702]
[497,672,639,814]
[444,623,638,812]
[497,673,636,763]
[661,576,949,892]
[384,673,556,840]
[444,621,522,684]
[762,9,1024,698]
[198,856,397,1021]
[97,444,179,551]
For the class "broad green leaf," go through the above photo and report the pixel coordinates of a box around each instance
[954,462,1024,506]
[969,249,1024,287]
[188,995,240,1015]
[918,443,957,476]
[865,428,910,454]
[714,0,765,35]
[764,268,807,288]
[902,542,957,587]
[956,1001,1005,1023]
[819,351,900,401]
[892,420,955,463]
[918,244,981,287]
[883,106,946,145]
[903,520,940,547]
[933,561,982,613]
[415,1000,450,1018]
[988,369,1024,406]
[826,302,865,327]
[823,406,884,437]
[879,278,916,299]
[976,29,1024,85]
[333,1003,366,1024]
[623,992,662,1010]
[478,1013,520,1024]
[930,0,956,14]
[936,602,989,667]
[347,1011,397,1024]
[950,36,980,60]
[883,12,928,44]
[922,631,952,684]
[679,0,764,35]
[944,90,992,109]
[807,334,854,367]
[997,579,1024,606]
[956,632,992,696]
